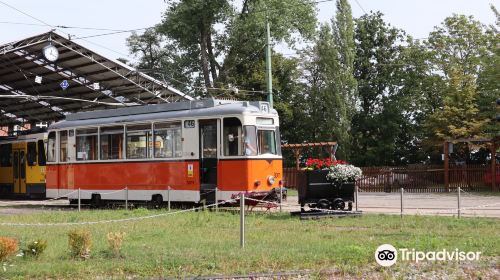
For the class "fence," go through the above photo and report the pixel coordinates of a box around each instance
[283,165,498,193]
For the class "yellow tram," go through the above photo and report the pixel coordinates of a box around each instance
[0,132,47,198]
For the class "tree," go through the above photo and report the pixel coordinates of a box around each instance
[299,0,356,160]
[350,12,408,166]
[424,15,490,148]
[126,27,202,95]
[477,5,500,136]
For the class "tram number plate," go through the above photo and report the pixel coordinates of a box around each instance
[184,120,195,128]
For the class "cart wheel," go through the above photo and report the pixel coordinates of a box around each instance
[332,198,345,210]
[317,199,330,210]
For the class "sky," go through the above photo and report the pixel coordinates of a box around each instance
[0,0,497,63]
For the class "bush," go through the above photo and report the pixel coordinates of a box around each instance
[106,232,126,257]
[0,237,18,261]
[21,239,47,258]
[68,229,92,259]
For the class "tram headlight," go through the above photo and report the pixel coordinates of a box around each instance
[267,176,275,185]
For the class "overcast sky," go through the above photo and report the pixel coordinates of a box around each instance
[1,0,497,62]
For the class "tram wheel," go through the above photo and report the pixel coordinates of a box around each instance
[90,194,102,208]
[151,194,163,208]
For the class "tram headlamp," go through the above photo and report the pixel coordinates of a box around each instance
[267,176,275,185]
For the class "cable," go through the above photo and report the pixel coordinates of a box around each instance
[353,0,367,14]
[0,21,150,32]
[72,28,152,40]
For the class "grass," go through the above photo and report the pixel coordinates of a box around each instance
[0,209,499,279]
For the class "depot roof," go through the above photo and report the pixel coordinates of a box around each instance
[0,31,193,126]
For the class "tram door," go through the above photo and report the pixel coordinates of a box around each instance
[12,149,26,194]
[199,119,218,201]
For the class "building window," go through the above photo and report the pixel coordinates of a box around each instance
[154,122,182,158]
[126,124,152,159]
[0,144,12,167]
[100,126,124,160]
[59,130,68,162]
[47,132,56,162]
[76,128,98,161]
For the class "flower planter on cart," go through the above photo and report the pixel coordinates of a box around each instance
[298,170,355,212]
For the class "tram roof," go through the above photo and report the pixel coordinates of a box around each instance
[0,31,193,127]
[49,99,277,129]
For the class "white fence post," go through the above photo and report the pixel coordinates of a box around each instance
[400,188,404,218]
[167,186,171,211]
[458,187,461,218]
[355,185,359,212]
[240,192,245,248]
[125,186,128,210]
[215,187,218,212]
[78,188,81,212]
[279,187,283,213]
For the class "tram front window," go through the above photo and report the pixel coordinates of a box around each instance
[244,126,257,156]
[257,130,277,155]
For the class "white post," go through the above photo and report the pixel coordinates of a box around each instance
[400,188,404,218]
[355,185,359,212]
[215,187,218,212]
[240,192,245,248]
[78,188,81,212]
[279,187,283,212]
[457,187,461,219]
[125,186,128,210]
[167,186,171,211]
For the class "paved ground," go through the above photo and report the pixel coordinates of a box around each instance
[280,192,500,218]
[1,192,499,217]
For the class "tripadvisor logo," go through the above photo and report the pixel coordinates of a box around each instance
[375,244,481,267]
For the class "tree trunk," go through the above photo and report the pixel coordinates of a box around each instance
[207,28,218,82]
[200,26,212,88]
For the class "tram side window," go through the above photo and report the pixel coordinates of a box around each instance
[154,122,182,158]
[27,142,37,166]
[38,140,46,166]
[223,117,243,156]
[257,129,277,155]
[59,130,68,162]
[126,124,152,159]
[0,144,12,167]
[100,126,124,160]
[76,128,98,161]
[47,132,56,162]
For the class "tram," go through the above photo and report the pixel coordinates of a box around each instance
[0,131,47,198]
[46,99,283,205]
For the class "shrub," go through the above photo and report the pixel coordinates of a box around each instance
[68,229,92,259]
[106,232,126,257]
[21,239,47,258]
[0,237,18,261]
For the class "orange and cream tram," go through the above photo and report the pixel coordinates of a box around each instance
[46,99,283,205]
